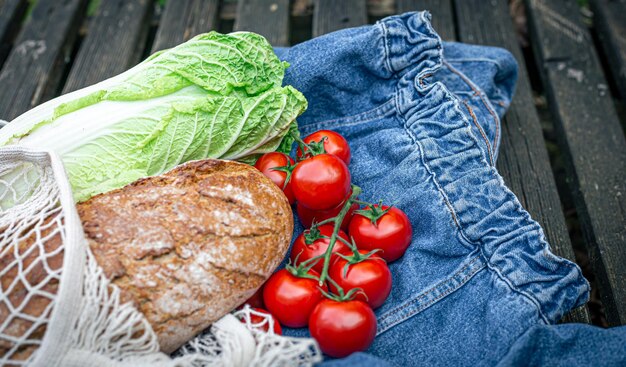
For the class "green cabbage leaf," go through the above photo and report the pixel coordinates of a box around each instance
[0,32,306,202]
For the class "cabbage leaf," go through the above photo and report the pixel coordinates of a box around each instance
[0,32,306,202]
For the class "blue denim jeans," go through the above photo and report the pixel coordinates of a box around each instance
[274,11,626,366]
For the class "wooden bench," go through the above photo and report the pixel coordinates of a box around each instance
[0,0,623,327]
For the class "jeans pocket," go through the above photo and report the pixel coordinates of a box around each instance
[376,253,486,335]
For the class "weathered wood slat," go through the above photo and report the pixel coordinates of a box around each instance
[397,0,456,41]
[234,0,290,46]
[313,0,367,37]
[525,0,626,326]
[454,0,591,324]
[62,0,153,93]
[589,0,626,100]
[0,0,87,121]
[152,0,219,52]
[0,0,27,67]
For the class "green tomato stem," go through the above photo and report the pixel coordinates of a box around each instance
[313,217,336,226]
[318,185,362,285]
[290,131,308,155]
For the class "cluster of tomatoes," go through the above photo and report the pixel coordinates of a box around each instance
[242,130,413,358]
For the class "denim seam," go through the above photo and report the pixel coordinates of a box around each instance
[536,228,591,301]
[395,105,464,236]
[461,99,496,166]
[376,254,486,335]
[384,13,561,323]
[477,242,551,324]
[377,255,482,323]
[379,20,396,76]
[420,85,554,323]
[298,100,396,132]
[443,59,501,156]
[453,90,482,96]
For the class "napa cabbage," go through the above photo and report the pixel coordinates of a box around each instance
[0,32,307,202]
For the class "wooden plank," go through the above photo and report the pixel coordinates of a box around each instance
[234,0,291,46]
[62,0,153,93]
[313,0,367,37]
[0,0,87,121]
[525,0,626,325]
[0,0,28,67]
[589,0,626,100]
[454,0,591,324]
[151,0,219,52]
[397,0,456,41]
[221,0,238,20]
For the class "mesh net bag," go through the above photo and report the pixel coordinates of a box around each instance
[0,146,322,367]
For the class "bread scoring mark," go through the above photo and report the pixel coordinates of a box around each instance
[198,183,256,209]
[128,228,175,260]
[154,283,205,318]
[209,209,248,235]
[175,255,222,293]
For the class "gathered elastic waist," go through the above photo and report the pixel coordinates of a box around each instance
[379,11,589,323]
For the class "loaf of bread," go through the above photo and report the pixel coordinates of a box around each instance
[79,159,294,352]
[1,159,294,360]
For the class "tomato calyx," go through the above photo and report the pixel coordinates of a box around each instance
[335,247,385,278]
[303,225,323,245]
[285,255,322,282]
[322,277,368,302]
[305,224,354,248]
[270,160,296,190]
[301,137,328,157]
[353,201,392,226]
[291,130,328,161]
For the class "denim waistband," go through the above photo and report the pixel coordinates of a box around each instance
[380,12,589,323]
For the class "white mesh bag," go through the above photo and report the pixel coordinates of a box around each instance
[0,145,321,367]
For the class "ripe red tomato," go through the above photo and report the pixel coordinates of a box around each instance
[296,197,358,232]
[290,224,351,273]
[329,250,392,309]
[297,130,351,165]
[349,205,413,262]
[309,299,377,358]
[263,269,327,328]
[291,154,351,211]
[242,307,282,335]
[254,152,296,204]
